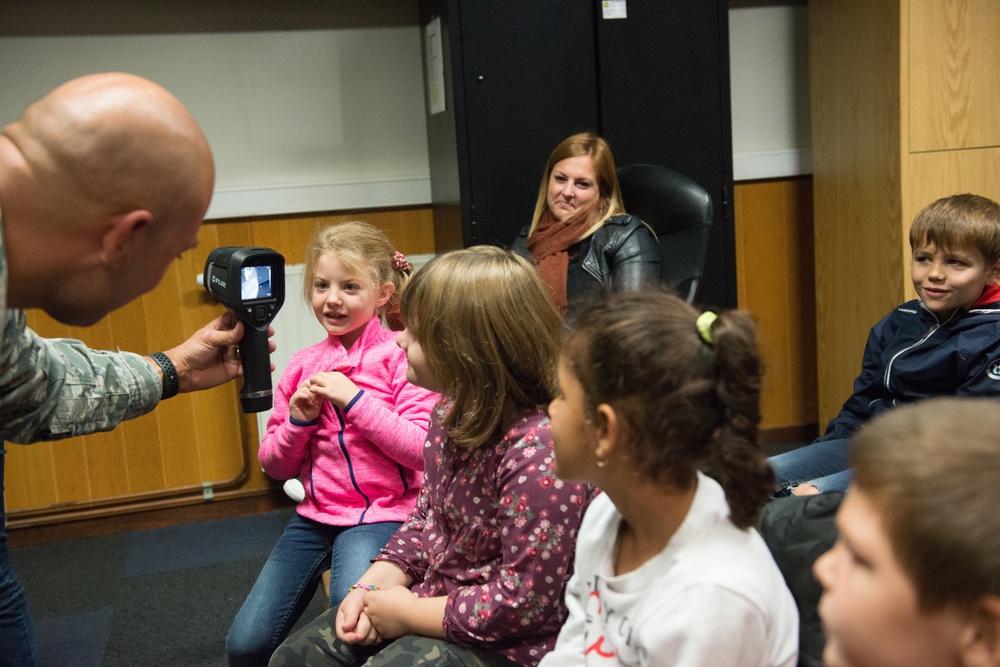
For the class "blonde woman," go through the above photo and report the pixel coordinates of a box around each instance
[512,132,659,323]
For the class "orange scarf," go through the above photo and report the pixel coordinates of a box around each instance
[527,208,594,313]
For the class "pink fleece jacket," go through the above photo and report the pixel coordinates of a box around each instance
[259,317,439,525]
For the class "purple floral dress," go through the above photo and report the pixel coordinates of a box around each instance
[377,404,592,667]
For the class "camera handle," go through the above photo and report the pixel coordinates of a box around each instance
[237,301,279,412]
[203,246,284,413]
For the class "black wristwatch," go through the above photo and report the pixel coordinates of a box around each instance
[149,352,179,400]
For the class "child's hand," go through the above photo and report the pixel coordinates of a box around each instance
[336,590,380,645]
[361,585,419,641]
[306,372,360,410]
[289,380,323,422]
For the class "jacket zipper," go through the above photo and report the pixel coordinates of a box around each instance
[883,308,954,391]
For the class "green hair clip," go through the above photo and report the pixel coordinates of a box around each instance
[696,311,718,345]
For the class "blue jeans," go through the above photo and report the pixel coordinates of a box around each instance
[768,438,852,494]
[227,513,399,667]
[0,447,40,667]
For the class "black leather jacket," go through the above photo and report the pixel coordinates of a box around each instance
[512,214,660,322]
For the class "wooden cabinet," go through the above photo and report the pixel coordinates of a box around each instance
[809,0,1000,425]
[419,0,737,307]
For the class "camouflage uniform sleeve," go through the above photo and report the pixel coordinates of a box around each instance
[0,309,161,444]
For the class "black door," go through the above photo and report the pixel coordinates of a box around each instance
[597,0,735,308]
[421,0,600,248]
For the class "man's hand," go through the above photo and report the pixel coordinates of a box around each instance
[162,311,275,394]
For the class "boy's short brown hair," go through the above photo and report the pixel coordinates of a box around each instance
[909,193,1000,265]
[850,397,1000,612]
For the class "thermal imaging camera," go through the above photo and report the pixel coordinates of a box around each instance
[204,247,285,413]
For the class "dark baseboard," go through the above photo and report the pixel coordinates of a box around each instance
[759,423,819,447]
[7,490,296,549]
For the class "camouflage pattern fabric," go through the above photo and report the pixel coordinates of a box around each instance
[270,631,520,667]
[0,210,161,445]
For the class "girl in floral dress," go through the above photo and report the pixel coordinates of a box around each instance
[270,246,593,667]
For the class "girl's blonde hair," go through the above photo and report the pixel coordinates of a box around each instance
[528,132,626,239]
[562,290,774,529]
[302,220,411,329]
[400,246,562,448]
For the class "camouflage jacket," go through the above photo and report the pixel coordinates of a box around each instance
[0,208,161,444]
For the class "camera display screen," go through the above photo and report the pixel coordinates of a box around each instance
[241,265,273,300]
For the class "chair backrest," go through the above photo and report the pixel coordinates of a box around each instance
[617,164,713,303]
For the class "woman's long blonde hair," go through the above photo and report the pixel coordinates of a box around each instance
[528,132,626,239]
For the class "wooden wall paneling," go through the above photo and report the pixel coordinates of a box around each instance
[904,148,1000,306]
[361,208,436,255]
[5,315,59,511]
[3,442,53,511]
[101,299,162,496]
[811,0,1000,431]
[127,281,180,493]
[6,223,254,519]
[908,1,1000,152]
[4,207,435,523]
[190,221,264,490]
[781,181,819,432]
[171,237,245,487]
[228,206,436,267]
[49,319,113,502]
[734,178,818,432]
[908,149,1000,211]
[809,0,906,427]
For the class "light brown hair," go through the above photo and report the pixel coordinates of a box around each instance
[302,221,411,328]
[561,290,774,529]
[909,194,1000,266]
[851,397,1000,612]
[399,246,562,448]
[528,132,626,239]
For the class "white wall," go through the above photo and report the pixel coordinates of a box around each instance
[0,7,431,219]
[0,1,810,220]
[729,1,812,180]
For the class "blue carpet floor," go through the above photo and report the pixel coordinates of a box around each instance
[10,508,326,667]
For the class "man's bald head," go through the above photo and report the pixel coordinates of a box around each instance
[0,73,215,324]
[5,72,214,229]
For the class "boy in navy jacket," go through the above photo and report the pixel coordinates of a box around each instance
[770,193,1000,495]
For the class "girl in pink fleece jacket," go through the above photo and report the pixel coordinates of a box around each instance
[227,221,439,667]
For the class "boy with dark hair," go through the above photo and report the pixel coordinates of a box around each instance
[815,397,1000,667]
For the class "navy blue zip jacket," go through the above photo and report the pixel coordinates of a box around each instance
[821,283,1000,442]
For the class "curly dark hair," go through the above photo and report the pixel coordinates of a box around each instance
[562,289,774,528]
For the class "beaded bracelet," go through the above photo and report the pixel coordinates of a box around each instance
[348,583,380,593]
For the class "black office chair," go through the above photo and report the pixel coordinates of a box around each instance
[617,164,713,303]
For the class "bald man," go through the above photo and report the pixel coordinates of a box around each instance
[0,73,259,665]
